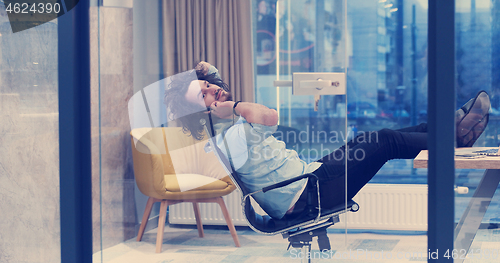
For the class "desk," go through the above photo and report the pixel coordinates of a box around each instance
[414,147,500,263]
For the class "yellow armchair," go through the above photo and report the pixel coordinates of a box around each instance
[130,127,240,253]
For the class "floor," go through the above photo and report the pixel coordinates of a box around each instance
[93,224,500,263]
[93,163,500,263]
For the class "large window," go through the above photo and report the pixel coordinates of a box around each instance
[252,0,429,183]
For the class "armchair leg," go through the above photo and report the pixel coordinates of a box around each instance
[137,197,157,241]
[215,197,241,247]
[155,200,169,253]
[192,202,204,238]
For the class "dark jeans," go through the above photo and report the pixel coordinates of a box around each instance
[291,123,428,214]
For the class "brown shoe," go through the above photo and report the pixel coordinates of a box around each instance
[456,91,490,147]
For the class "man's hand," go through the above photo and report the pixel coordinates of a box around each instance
[209,101,235,119]
[195,61,211,75]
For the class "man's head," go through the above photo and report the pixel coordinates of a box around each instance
[185,79,233,108]
[164,70,232,139]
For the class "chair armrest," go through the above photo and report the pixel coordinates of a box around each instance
[130,135,167,199]
[262,173,317,193]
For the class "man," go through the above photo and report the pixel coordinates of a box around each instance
[164,62,490,220]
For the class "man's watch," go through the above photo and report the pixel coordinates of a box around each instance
[233,101,242,116]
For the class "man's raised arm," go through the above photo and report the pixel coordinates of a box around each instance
[209,101,278,126]
[234,102,278,126]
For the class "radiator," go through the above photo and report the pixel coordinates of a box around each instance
[169,184,428,231]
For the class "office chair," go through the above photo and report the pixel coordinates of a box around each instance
[199,117,359,262]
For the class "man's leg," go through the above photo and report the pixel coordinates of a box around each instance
[395,122,427,133]
[317,124,427,163]
[313,128,428,208]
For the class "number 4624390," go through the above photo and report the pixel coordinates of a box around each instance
[5,2,62,14]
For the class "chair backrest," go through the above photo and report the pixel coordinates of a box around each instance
[200,120,285,230]
[201,122,251,196]
[130,127,231,199]
[202,123,303,197]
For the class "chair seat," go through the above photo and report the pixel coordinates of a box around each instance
[159,175,235,200]
[164,173,229,192]
[245,199,358,234]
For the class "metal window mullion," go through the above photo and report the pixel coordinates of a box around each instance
[58,0,92,262]
[427,0,455,260]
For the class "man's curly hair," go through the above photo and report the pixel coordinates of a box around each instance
[164,69,230,140]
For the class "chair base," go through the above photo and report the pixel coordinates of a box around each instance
[137,196,240,253]
[285,216,339,263]
[287,226,331,251]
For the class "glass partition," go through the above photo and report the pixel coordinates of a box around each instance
[11,0,500,261]
[453,0,500,261]
[90,0,498,262]
[256,0,429,183]
[253,0,430,260]
[91,0,138,261]
[0,4,60,262]
[344,0,429,185]
[256,0,347,162]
